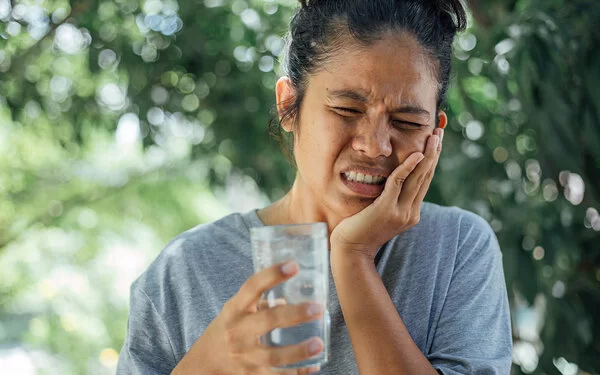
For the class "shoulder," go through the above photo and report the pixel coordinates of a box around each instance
[418,206,512,372]
[131,212,252,299]
[418,202,501,266]
[420,201,492,233]
[420,202,496,244]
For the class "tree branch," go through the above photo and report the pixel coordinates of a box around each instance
[0,163,187,253]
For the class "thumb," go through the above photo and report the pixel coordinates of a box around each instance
[296,366,321,374]
[378,152,424,204]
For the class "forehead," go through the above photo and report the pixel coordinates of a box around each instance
[309,33,438,106]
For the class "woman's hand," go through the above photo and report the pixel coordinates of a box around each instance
[172,261,324,375]
[330,128,443,261]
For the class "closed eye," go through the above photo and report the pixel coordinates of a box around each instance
[391,120,423,128]
[332,107,424,128]
[332,107,363,115]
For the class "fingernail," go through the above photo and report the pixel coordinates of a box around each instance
[417,153,425,163]
[307,338,323,355]
[306,303,324,316]
[308,365,321,373]
[281,261,297,275]
[440,129,445,142]
[435,135,440,148]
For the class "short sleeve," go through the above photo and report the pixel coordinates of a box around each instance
[428,215,512,374]
[117,286,178,375]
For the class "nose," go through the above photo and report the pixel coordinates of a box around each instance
[351,118,392,158]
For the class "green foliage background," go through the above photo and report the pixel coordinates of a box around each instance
[0,0,598,374]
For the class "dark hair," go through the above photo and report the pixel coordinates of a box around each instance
[270,0,467,163]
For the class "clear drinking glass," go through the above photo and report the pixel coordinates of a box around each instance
[251,223,330,370]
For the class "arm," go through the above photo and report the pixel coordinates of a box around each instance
[327,130,441,374]
[332,217,512,375]
[331,251,438,375]
[329,128,510,373]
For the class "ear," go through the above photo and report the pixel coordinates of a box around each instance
[275,76,297,132]
[437,110,448,129]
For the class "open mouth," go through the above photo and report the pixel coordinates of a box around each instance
[342,171,387,185]
[340,171,387,198]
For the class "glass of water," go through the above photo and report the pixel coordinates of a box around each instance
[250,223,330,370]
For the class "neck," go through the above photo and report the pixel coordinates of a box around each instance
[257,176,345,237]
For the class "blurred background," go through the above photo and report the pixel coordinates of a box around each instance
[0,0,598,374]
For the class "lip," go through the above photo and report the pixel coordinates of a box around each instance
[340,173,386,197]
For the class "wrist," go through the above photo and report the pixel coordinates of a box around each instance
[330,246,377,275]
[172,326,220,375]
[330,232,384,262]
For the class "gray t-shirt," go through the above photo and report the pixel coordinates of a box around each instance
[117,202,512,374]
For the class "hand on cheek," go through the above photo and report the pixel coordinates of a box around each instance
[330,128,444,260]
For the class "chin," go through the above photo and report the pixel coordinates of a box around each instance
[336,197,376,217]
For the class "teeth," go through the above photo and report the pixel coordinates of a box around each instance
[344,172,385,185]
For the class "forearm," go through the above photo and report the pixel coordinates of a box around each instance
[331,252,438,375]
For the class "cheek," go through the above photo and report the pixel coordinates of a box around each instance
[294,118,340,172]
[299,113,346,152]
[392,131,429,158]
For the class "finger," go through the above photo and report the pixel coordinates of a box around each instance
[237,302,324,346]
[377,152,424,205]
[397,131,440,208]
[277,370,299,375]
[275,365,320,375]
[411,129,443,210]
[258,298,288,310]
[230,261,299,315]
[298,365,321,374]
[252,337,324,368]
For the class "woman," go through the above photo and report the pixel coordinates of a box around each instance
[117,0,512,374]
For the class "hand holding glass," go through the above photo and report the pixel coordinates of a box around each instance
[251,223,330,370]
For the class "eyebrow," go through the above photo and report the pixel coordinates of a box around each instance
[328,89,431,117]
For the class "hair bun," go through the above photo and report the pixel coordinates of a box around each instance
[435,0,468,30]
[298,0,320,8]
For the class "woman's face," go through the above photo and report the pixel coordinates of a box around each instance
[278,32,444,219]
